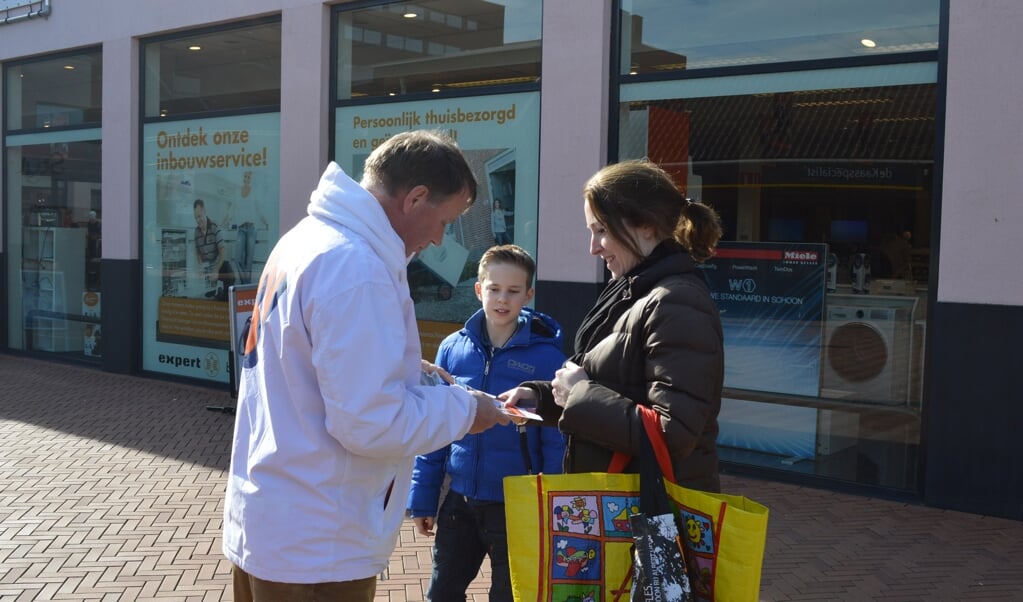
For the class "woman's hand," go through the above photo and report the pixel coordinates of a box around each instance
[552,360,588,407]
[497,387,537,425]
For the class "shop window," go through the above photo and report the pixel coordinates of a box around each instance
[143,20,281,118]
[140,19,281,384]
[333,1,542,359]
[619,0,939,75]
[5,49,102,131]
[4,48,102,362]
[336,0,541,100]
[618,66,936,491]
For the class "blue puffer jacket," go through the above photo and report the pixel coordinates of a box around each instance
[407,307,567,515]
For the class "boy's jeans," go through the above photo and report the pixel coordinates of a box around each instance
[428,492,511,602]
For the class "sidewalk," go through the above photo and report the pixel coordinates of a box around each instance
[1,354,1021,601]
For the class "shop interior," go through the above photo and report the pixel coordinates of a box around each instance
[623,82,936,490]
[10,141,102,360]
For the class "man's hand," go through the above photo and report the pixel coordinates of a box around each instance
[468,389,510,434]
[412,516,435,537]
[420,359,456,385]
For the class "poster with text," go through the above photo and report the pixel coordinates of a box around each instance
[336,93,540,342]
[140,113,280,382]
[699,241,827,458]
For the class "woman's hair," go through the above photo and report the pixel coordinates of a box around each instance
[361,130,478,206]
[583,159,722,262]
[478,244,536,285]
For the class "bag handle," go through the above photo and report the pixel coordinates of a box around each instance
[608,405,675,483]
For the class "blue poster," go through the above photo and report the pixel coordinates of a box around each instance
[699,241,827,396]
[699,242,827,459]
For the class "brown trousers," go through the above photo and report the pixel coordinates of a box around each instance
[232,564,376,602]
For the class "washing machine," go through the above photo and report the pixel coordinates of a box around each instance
[821,295,916,404]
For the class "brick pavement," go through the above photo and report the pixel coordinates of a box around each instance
[1,354,1021,601]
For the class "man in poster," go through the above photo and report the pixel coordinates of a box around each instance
[193,198,235,300]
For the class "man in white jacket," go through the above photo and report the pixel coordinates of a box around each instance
[223,130,509,601]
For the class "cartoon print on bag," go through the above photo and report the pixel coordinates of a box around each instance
[553,537,600,579]
[681,509,715,554]
[550,495,600,535]
[551,584,601,602]
[602,495,640,537]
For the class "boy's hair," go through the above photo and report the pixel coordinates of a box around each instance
[477,244,536,286]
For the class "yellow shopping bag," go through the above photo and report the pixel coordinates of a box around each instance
[504,471,768,601]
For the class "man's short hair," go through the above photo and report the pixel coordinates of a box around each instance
[478,244,536,286]
[362,130,478,206]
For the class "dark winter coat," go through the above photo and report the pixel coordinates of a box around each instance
[528,241,724,492]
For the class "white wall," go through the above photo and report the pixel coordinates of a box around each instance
[939,0,1023,305]
[100,37,138,261]
[536,0,609,284]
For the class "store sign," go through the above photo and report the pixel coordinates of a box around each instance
[762,162,923,190]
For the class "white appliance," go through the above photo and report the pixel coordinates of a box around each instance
[850,252,870,294]
[821,295,916,404]
[825,252,838,293]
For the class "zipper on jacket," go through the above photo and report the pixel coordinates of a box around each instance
[470,348,493,501]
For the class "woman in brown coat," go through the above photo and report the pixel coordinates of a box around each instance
[505,160,724,492]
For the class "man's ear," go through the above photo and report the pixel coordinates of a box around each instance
[401,184,431,214]
[474,281,483,301]
[525,287,535,304]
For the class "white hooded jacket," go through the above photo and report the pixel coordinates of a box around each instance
[223,162,476,583]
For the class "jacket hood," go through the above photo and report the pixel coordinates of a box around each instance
[307,161,409,271]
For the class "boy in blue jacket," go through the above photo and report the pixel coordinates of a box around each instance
[408,244,566,602]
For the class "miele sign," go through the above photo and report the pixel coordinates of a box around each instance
[1,0,51,25]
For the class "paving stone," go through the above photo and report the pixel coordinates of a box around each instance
[2,354,1022,601]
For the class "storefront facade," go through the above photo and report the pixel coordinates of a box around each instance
[1,0,1020,521]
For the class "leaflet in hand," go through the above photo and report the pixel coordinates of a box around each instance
[500,402,543,422]
[462,386,543,422]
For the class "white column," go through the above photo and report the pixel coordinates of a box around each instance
[537,0,611,283]
[279,3,332,233]
[939,0,1023,305]
[101,36,139,260]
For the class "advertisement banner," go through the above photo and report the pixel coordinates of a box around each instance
[228,284,258,394]
[336,92,540,353]
[699,241,827,459]
[141,113,280,382]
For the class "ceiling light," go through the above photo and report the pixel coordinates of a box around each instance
[431,84,441,92]
[861,39,876,48]
[63,65,75,70]
[188,45,202,51]
[403,11,418,18]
